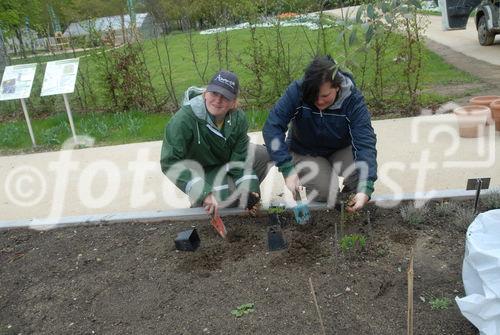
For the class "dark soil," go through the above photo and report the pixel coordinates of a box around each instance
[0,200,483,335]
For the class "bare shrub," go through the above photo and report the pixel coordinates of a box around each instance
[400,204,427,225]
[453,207,476,232]
[434,201,460,217]
[483,188,500,210]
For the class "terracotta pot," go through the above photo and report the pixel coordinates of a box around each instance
[454,105,490,138]
[490,99,500,131]
[469,96,500,125]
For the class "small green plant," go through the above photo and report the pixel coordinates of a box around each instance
[400,204,427,225]
[231,303,255,318]
[344,210,361,223]
[483,188,500,210]
[341,195,362,223]
[340,234,366,253]
[429,297,452,310]
[268,205,286,215]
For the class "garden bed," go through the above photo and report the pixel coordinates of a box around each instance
[0,200,483,334]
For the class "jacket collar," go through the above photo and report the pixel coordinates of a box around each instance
[185,90,235,140]
[325,72,353,111]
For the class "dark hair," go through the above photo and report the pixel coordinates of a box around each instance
[301,55,343,106]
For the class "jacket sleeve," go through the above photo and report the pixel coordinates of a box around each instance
[345,90,378,197]
[263,81,301,177]
[228,111,260,194]
[160,113,213,205]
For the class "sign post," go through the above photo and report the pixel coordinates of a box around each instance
[0,63,38,146]
[466,177,491,214]
[62,93,77,140]
[20,98,36,146]
[41,58,80,143]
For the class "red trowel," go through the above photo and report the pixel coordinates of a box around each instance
[210,210,227,238]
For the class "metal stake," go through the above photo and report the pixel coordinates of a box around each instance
[474,178,482,214]
[466,177,490,215]
[62,93,77,142]
[20,98,36,146]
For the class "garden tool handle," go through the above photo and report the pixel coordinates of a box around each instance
[298,186,307,202]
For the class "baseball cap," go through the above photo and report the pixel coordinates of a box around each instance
[206,70,239,100]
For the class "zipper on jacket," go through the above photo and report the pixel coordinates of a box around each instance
[196,123,201,144]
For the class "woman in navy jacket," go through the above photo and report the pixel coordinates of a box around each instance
[263,55,377,212]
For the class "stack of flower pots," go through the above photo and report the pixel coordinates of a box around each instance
[454,96,500,138]
[469,96,500,125]
[454,105,491,138]
[489,99,500,131]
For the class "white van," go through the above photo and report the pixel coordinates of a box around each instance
[440,0,500,45]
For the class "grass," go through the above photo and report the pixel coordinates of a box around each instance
[0,107,270,153]
[0,111,170,154]
[0,22,481,154]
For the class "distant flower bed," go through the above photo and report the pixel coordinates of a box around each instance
[200,13,334,35]
[276,12,298,20]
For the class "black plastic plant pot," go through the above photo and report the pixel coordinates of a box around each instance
[175,228,200,251]
[269,213,282,226]
[267,225,287,251]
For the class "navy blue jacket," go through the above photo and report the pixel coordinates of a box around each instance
[263,73,377,195]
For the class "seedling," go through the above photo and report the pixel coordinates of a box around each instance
[268,204,287,226]
[231,303,255,317]
[340,234,366,253]
[429,297,452,310]
[343,194,361,223]
[268,205,286,215]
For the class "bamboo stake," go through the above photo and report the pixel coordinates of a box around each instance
[367,210,372,236]
[340,201,345,240]
[334,217,339,257]
[407,248,414,335]
[309,277,327,335]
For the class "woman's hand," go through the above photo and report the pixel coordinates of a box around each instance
[246,192,261,217]
[203,193,218,216]
[284,173,300,198]
[346,192,369,213]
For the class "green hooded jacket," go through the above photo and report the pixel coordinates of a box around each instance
[160,87,260,205]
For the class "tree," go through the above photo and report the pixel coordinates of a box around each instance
[0,0,45,58]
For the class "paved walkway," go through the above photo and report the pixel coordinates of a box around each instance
[1,114,498,223]
[324,7,500,66]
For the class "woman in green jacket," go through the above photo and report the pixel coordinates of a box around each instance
[160,70,269,215]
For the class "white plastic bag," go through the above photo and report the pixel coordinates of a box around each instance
[456,209,500,335]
